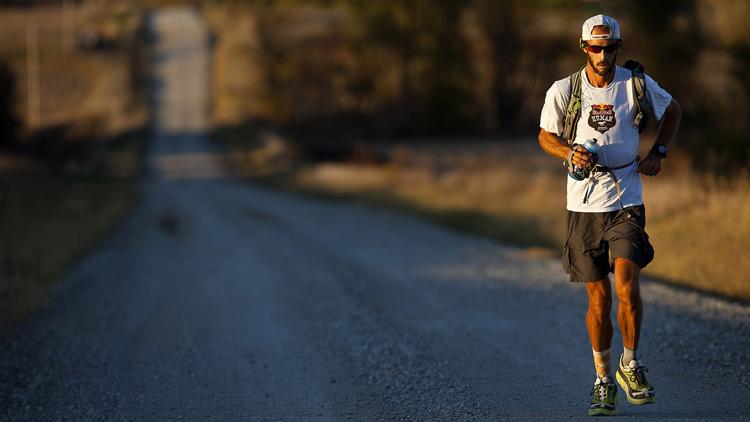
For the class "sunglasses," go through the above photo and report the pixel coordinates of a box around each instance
[584,43,620,54]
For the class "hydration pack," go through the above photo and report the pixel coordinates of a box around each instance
[561,60,654,145]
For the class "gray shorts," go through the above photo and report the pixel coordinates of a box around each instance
[562,205,654,283]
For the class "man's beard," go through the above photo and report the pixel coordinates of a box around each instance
[587,53,617,77]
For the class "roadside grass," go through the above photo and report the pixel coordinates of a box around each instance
[0,4,147,330]
[292,161,565,250]
[218,131,750,301]
[0,175,137,329]
[263,175,556,250]
[645,176,750,299]
[0,124,144,330]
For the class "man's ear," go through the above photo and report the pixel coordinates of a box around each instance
[579,38,586,49]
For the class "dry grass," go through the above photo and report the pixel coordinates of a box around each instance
[645,175,750,298]
[0,174,137,329]
[222,135,750,301]
[0,129,144,332]
[0,109,144,328]
[291,142,568,248]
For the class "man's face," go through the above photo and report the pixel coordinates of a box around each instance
[582,38,620,77]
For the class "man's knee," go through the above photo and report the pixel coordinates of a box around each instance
[614,257,640,281]
[614,259,641,306]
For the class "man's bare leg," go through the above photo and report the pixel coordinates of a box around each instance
[614,257,642,357]
[585,279,613,376]
[613,257,655,404]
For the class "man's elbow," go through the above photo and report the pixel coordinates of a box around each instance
[538,128,549,147]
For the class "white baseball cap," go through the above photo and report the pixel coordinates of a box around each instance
[581,15,621,41]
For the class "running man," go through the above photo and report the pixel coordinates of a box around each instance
[537,15,681,416]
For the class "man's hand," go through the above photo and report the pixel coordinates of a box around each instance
[570,145,594,168]
[637,152,662,176]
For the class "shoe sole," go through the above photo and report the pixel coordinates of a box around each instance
[588,408,617,416]
[616,370,656,405]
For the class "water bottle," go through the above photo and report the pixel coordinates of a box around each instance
[569,138,600,181]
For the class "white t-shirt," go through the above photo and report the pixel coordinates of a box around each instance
[540,65,672,212]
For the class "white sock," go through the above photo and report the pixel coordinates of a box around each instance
[623,346,636,364]
[592,348,611,378]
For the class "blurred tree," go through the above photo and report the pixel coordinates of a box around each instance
[732,45,750,129]
[706,43,750,170]
[472,0,523,130]
[344,0,477,135]
[0,61,20,149]
[612,0,700,104]
[206,0,749,165]
[472,0,572,132]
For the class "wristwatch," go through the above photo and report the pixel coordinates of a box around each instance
[652,144,668,158]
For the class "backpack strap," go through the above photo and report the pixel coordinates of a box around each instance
[622,59,654,133]
[561,65,586,145]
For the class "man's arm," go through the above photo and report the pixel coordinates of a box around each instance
[638,98,682,176]
[538,129,594,169]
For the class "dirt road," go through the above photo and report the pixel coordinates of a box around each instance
[1,7,748,421]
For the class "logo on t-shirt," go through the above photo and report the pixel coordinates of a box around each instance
[588,104,616,133]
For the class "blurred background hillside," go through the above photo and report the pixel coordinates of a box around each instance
[204,0,750,170]
[2,0,748,166]
[0,0,748,324]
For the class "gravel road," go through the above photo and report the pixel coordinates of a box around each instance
[2,7,749,421]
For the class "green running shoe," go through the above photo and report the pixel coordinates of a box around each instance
[589,376,617,416]
[616,355,656,405]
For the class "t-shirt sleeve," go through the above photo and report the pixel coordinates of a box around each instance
[644,74,673,121]
[539,82,568,136]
